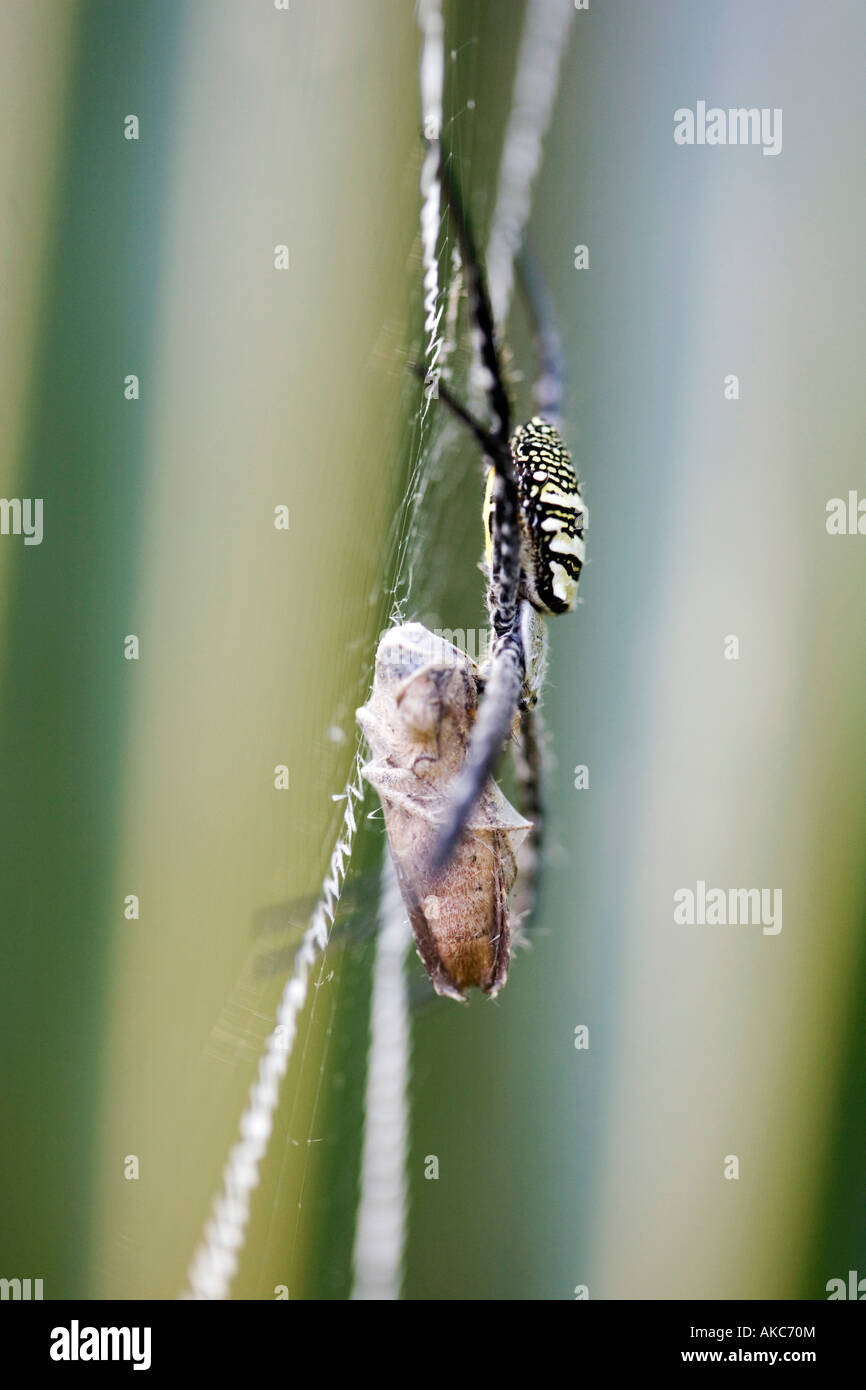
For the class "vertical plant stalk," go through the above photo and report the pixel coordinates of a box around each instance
[350,855,412,1299]
[486,0,575,328]
[183,759,366,1300]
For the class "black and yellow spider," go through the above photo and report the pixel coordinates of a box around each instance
[358,141,585,999]
[426,143,586,908]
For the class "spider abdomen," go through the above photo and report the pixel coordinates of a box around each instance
[509,416,585,615]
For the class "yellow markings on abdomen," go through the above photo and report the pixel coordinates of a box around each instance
[509,417,585,616]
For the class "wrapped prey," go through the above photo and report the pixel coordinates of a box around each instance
[357,623,530,1001]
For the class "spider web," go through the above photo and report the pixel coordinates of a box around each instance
[183,0,573,1302]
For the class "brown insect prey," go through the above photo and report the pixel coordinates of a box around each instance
[357,624,530,1001]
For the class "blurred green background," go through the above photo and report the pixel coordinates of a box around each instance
[0,0,864,1300]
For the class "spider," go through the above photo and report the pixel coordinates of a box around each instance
[423,141,586,910]
[357,142,585,1000]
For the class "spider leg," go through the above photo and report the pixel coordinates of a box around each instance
[515,240,565,426]
[422,139,528,875]
[428,403,526,875]
[423,140,521,628]
[511,704,544,929]
[436,142,512,450]
[412,362,499,457]
[429,621,524,875]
